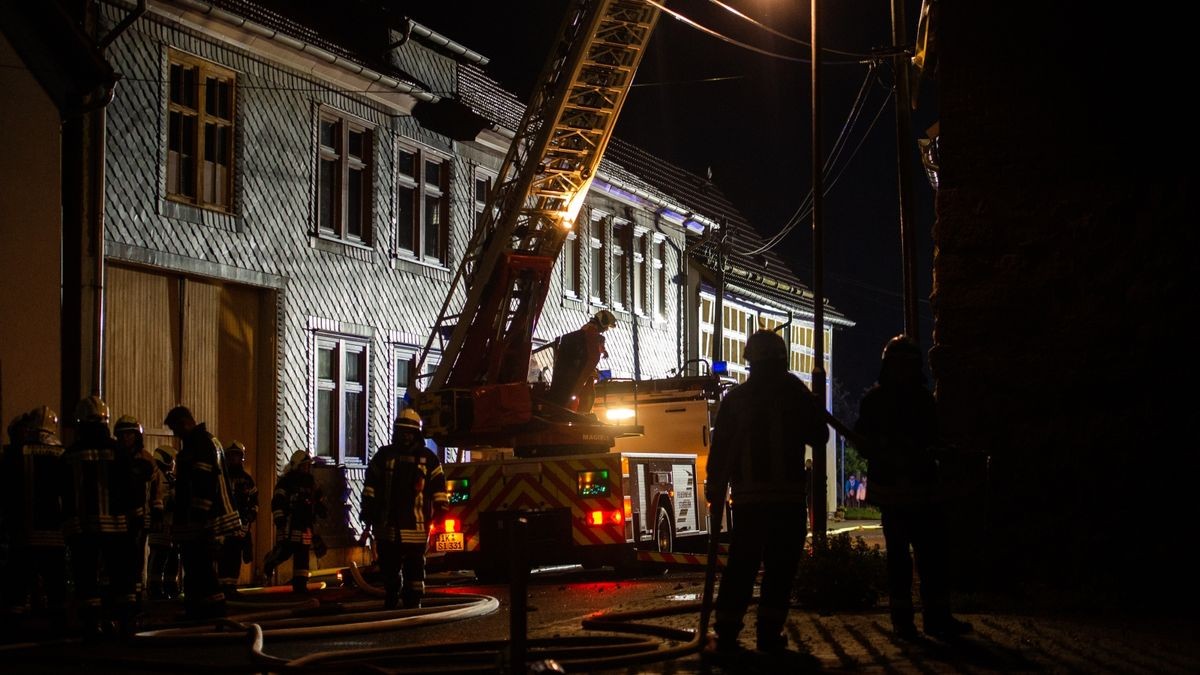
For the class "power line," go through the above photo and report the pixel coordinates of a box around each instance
[703,0,873,58]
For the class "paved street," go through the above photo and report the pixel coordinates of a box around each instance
[3,520,1196,674]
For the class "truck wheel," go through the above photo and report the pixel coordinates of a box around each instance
[654,506,674,554]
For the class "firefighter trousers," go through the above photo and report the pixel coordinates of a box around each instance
[714,502,807,644]
[880,503,952,627]
[376,540,427,609]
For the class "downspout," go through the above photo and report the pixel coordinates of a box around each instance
[653,208,684,375]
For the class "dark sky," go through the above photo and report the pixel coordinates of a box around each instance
[403,0,936,411]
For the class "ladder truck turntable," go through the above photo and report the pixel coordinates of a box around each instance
[404,0,727,578]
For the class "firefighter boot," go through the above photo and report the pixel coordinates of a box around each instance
[384,581,400,610]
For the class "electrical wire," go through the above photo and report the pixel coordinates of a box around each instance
[644,0,865,66]
[703,0,874,58]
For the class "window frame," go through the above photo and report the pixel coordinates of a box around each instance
[654,239,668,319]
[588,213,608,305]
[317,109,374,245]
[313,334,370,465]
[563,230,582,298]
[396,141,450,265]
[166,49,236,212]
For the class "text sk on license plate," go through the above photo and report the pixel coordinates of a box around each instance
[435,532,464,552]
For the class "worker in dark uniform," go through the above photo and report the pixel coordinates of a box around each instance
[218,440,258,594]
[270,451,326,593]
[361,409,448,609]
[705,330,829,653]
[164,405,240,619]
[112,415,157,632]
[855,336,972,640]
[2,407,67,632]
[146,446,180,600]
[547,309,616,413]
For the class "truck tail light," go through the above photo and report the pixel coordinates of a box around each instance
[444,518,458,533]
[589,510,623,526]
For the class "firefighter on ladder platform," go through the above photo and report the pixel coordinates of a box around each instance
[361,409,448,609]
[547,309,617,413]
[705,330,829,654]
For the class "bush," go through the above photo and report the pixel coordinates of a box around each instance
[792,532,887,612]
[843,505,881,520]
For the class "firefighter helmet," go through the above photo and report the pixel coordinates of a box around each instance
[744,330,788,364]
[114,414,144,436]
[75,395,110,424]
[7,412,30,443]
[28,406,59,436]
[881,335,921,363]
[154,445,177,468]
[225,440,247,457]
[288,450,312,472]
[593,309,617,330]
[394,408,423,433]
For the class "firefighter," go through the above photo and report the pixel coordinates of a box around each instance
[855,336,972,640]
[146,446,180,600]
[218,440,258,594]
[62,396,136,637]
[705,330,828,653]
[112,415,158,629]
[361,409,448,609]
[269,450,326,593]
[547,309,616,412]
[164,405,240,619]
[2,407,66,631]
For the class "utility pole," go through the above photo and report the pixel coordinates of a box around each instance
[810,0,828,542]
[892,0,920,341]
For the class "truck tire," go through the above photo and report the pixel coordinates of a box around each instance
[654,506,674,554]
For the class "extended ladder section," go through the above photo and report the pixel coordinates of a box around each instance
[414,0,659,438]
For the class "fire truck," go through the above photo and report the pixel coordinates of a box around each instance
[401,0,738,577]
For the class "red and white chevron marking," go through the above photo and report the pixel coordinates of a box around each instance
[636,550,728,568]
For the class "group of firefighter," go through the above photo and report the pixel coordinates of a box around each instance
[0,399,333,637]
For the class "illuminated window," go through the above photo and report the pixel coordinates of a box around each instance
[563,231,581,297]
[397,143,448,263]
[166,51,235,211]
[654,240,667,318]
[589,214,607,303]
[315,335,369,463]
[633,233,646,315]
[318,111,373,244]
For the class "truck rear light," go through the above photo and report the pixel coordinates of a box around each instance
[623,496,633,521]
[444,518,458,533]
[589,510,623,526]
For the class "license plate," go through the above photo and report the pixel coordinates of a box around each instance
[435,532,464,552]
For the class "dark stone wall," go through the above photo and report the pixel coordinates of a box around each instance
[932,3,1197,608]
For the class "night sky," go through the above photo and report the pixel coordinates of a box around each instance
[404,0,935,411]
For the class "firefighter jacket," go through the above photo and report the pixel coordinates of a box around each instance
[706,363,828,507]
[62,426,137,536]
[148,466,175,548]
[226,465,258,533]
[361,439,449,544]
[272,470,325,544]
[2,432,65,548]
[172,424,240,542]
[854,381,943,506]
[122,446,159,532]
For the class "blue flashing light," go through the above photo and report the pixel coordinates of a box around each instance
[598,369,613,381]
[712,361,728,375]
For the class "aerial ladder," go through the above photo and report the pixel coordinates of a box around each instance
[413,0,661,455]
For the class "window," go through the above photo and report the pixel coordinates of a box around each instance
[397,144,448,263]
[167,51,235,211]
[613,224,628,309]
[474,172,493,227]
[633,233,646,315]
[392,348,439,420]
[589,215,607,303]
[654,240,667,317]
[563,231,581,297]
[315,335,368,463]
[318,111,373,243]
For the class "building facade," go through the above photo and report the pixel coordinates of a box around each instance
[0,0,850,574]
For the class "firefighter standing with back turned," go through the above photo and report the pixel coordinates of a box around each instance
[360,409,448,609]
[705,330,829,654]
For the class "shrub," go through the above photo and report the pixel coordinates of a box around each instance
[792,532,887,612]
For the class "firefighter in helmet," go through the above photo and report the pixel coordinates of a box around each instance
[361,408,448,609]
[62,396,135,637]
[113,414,158,629]
[146,446,180,600]
[547,309,617,413]
[855,335,972,640]
[705,330,828,654]
[269,450,326,593]
[218,440,258,593]
[2,406,67,630]
[164,405,240,619]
